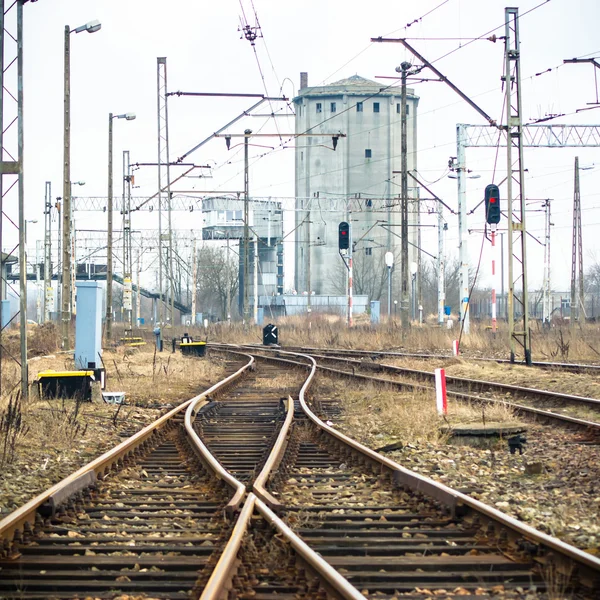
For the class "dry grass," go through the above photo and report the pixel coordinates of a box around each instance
[252,372,304,389]
[316,377,520,449]
[101,345,227,406]
[198,315,600,363]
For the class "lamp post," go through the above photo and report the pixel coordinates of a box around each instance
[106,112,135,342]
[61,19,101,350]
[385,251,394,319]
[449,167,480,335]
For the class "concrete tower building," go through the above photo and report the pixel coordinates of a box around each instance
[294,73,419,306]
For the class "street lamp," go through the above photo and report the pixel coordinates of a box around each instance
[106,112,136,341]
[61,19,102,349]
[385,251,394,319]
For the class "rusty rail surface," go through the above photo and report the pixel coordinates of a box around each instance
[309,350,600,408]
[252,396,294,509]
[253,495,366,600]
[240,345,600,433]
[185,352,255,514]
[281,344,600,374]
[240,348,600,585]
[0,352,252,547]
[200,494,257,600]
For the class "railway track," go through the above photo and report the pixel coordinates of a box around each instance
[233,344,600,436]
[1,348,599,598]
[281,345,600,375]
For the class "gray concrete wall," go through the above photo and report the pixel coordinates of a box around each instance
[294,76,419,300]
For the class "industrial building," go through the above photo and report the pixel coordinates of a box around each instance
[294,73,419,306]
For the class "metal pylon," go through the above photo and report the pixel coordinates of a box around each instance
[504,7,531,365]
[0,1,28,398]
[570,157,584,325]
[156,57,173,337]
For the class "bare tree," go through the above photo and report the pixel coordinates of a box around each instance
[585,257,600,319]
[328,249,396,300]
[420,257,473,317]
[195,245,239,320]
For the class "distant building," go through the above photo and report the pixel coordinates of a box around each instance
[201,197,284,310]
[294,73,419,302]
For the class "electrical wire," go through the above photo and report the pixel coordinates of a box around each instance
[430,0,552,66]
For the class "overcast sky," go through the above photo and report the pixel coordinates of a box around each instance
[9,0,600,294]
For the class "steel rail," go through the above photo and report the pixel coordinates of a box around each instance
[198,351,366,600]
[310,351,600,408]
[313,360,600,432]
[256,347,600,432]
[200,494,257,600]
[252,396,294,509]
[239,349,600,584]
[0,352,252,546]
[284,344,600,374]
[185,352,255,515]
[253,495,367,600]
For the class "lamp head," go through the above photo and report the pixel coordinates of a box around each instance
[384,251,394,267]
[74,19,101,34]
[124,113,136,121]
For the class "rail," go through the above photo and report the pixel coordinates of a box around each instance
[253,396,294,509]
[185,352,254,515]
[249,349,600,582]
[0,352,252,546]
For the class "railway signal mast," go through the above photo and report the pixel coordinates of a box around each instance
[503,7,531,364]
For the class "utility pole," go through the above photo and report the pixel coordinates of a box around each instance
[243,129,251,324]
[226,234,231,324]
[106,113,114,340]
[253,233,258,323]
[399,61,411,330]
[61,24,71,349]
[35,240,42,324]
[542,200,551,324]
[307,200,311,318]
[122,150,133,335]
[135,249,141,326]
[191,237,197,323]
[570,157,584,325]
[456,127,470,334]
[43,181,52,322]
[348,214,353,327]
[156,56,172,345]
[56,200,61,319]
[504,7,531,364]
[437,202,445,326]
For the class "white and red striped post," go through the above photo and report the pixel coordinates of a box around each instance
[452,339,459,355]
[435,368,448,415]
[348,214,353,327]
[491,227,497,334]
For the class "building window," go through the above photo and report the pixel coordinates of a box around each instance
[316,102,322,113]
[301,151,304,162]
[331,102,336,113]
[365,148,372,158]
[396,103,410,115]
[373,102,380,113]
[365,247,372,256]
[356,102,363,112]
[365,198,373,208]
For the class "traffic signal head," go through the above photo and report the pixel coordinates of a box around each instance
[338,221,350,250]
[484,184,501,224]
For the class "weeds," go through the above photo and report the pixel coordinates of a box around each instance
[551,329,570,360]
[0,393,30,467]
